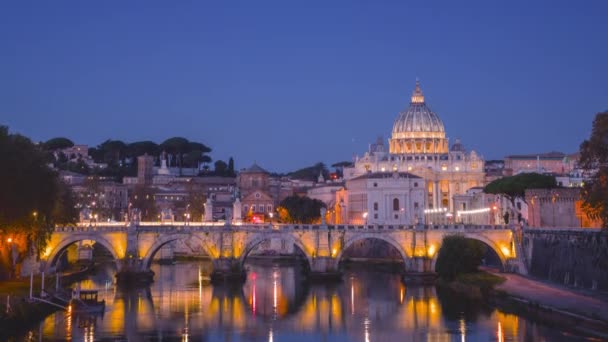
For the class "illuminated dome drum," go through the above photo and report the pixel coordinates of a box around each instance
[389,81,449,154]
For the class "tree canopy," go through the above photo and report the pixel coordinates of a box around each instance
[126,141,159,157]
[484,172,557,203]
[331,161,353,168]
[43,137,74,150]
[277,195,326,224]
[0,127,78,277]
[287,162,329,181]
[435,235,487,280]
[579,111,608,228]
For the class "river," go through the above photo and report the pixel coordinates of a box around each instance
[16,261,596,341]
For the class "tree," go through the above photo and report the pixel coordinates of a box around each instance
[277,195,326,224]
[579,111,608,228]
[228,157,235,176]
[43,137,74,150]
[160,137,190,170]
[435,235,487,281]
[98,139,127,166]
[484,173,557,205]
[0,127,77,278]
[288,162,329,181]
[331,161,353,168]
[126,141,159,158]
[214,160,228,176]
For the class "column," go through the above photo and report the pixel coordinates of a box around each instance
[448,182,455,212]
[434,181,440,209]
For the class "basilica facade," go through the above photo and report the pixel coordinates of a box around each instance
[343,81,485,213]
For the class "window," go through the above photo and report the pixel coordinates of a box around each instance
[394,214,398,219]
[251,205,256,212]
[374,213,378,219]
[373,202,378,211]
[267,205,273,212]
[414,202,419,209]
[373,182,378,187]
[414,182,418,187]
[244,205,248,212]
[393,198,400,211]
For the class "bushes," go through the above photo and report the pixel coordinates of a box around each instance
[435,235,487,280]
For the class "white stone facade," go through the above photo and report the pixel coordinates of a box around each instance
[343,81,485,212]
[345,172,426,225]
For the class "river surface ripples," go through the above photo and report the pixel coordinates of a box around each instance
[17,261,597,341]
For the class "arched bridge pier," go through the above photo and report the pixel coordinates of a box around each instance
[42,222,523,285]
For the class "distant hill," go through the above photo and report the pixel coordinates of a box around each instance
[286,162,329,181]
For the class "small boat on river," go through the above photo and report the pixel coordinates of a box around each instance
[70,289,105,314]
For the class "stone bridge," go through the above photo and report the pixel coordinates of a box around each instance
[41,222,522,283]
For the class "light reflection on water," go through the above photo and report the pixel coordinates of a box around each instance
[23,261,593,341]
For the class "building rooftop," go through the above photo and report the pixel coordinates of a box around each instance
[505,151,574,160]
[350,171,422,181]
[240,163,269,174]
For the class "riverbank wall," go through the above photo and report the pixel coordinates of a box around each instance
[522,228,608,290]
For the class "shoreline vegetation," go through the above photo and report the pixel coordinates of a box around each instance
[437,271,608,338]
[0,265,97,338]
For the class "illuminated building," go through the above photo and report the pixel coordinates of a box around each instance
[344,172,425,225]
[504,151,578,175]
[238,163,275,219]
[343,81,485,212]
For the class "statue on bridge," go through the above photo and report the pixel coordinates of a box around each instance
[204,198,213,222]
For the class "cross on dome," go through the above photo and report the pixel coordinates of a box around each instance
[411,79,424,104]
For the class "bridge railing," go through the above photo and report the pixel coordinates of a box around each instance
[523,227,603,233]
[56,222,514,233]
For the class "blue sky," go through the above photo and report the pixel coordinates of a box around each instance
[1,1,607,172]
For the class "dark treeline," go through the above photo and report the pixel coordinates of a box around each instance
[44,136,235,178]
[0,127,78,279]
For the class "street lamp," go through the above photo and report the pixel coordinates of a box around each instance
[6,237,17,278]
[362,212,368,225]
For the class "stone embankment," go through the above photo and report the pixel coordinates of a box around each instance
[522,228,608,290]
[494,272,608,322]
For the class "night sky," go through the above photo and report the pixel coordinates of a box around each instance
[1,1,607,172]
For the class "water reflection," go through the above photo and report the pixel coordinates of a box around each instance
[26,261,594,341]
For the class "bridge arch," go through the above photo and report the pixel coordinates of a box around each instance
[335,233,409,267]
[430,233,508,271]
[140,233,217,270]
[45,234,120,272]
[239,233,313,270]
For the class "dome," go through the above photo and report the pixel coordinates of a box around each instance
[389,81,449,155]
[450,138,466,152]
[391,81,445,140]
